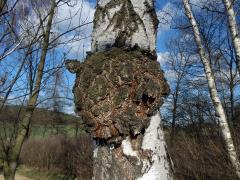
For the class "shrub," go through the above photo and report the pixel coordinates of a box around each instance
[167,126,239,179]
[20,134,93,179]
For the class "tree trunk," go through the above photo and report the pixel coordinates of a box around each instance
[223,0,240,75]
[182,0,240,178]
[66,0,173,179]
[92,112,172,180]
[170,92,178,144]
[3,161,16,180]
[0,0,7,14]
[2,1,56,179]
[91,0,158,54]
[66,48,173,180]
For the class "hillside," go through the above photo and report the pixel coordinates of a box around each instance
[0,105,80,124]
[0,105,85,137]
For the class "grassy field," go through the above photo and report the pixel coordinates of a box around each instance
[1,105,240,179]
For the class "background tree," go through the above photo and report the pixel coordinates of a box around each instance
[222,0,240,75]
[1,1,56,178]
[182,0,240,177]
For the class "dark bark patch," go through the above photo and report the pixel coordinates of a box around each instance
[66,48,169,144]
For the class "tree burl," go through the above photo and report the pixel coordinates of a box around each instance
[66,48,169,145]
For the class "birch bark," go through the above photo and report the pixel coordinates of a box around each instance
[222,0,240,75]
[182,0,240,178]
[87,0,172,179]
[92,112,172,180]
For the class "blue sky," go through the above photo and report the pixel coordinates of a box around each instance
[0,0,173,114]
[157,0,171,52]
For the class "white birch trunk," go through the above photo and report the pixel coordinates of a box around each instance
[137,112,172,180]
[92,0,158,53]
[92,111,172,180]
[222,0,240,75]
[183,0,240,178]
[88,0,172,179]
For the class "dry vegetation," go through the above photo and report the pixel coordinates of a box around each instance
[165,107,240,180]
[1,106,240,179]
[20,135,93,180]
[168,126,240,179]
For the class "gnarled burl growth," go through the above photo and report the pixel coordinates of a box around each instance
[66,48,172,180]
[66,48,169,144]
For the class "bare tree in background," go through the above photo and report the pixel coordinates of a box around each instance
[164,37,194,143]
[0,0,26,63]
[182,0,240,178]
[215,35,240,122]
[1,1,56,179]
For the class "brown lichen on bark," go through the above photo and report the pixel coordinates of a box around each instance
[66,47,169,144]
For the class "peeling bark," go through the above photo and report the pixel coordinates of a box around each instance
[183,0,240,178]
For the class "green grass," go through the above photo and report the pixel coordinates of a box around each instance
[29,124,82,137]
[17,166,64,180]
[0,121,85,139]
[0,105,86,138]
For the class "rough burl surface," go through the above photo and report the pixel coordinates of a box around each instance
[66,48,169,144]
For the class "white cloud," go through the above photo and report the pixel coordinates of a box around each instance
[55,0,95,32]
[157,52,170,66]
[54,0,95,59]
[14,0,95,59]
[164,70,177,82]
[157,52,178,82]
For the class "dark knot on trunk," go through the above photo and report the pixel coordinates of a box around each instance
[65,47,169,144]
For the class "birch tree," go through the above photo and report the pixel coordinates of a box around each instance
[222,0,240,75]
[182,0,240,178]
[66,0,173,179]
